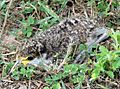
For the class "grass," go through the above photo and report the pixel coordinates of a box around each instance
[0,0,120,88]
[91,29,120,80]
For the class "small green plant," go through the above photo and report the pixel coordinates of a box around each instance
[17,1,62,37]
[37,1,60,30]
[11,65,35,80]
[91,29,120,80]
[21,16,35,37]
[45,64,87,87]
[0,0,6,10]
[43,82,61,89]
[1,61,14,77]
[51,83,61,89]
[87,0,120,17]
[1,62,35,80]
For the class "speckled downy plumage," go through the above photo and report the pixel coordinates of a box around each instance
[19,16,108,60]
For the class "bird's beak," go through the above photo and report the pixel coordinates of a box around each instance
[9,57,30,74]
[20,57,31,65]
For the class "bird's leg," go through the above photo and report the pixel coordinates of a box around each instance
[74,50,88,63]
[74,27,109,63]
[87,27,109,52]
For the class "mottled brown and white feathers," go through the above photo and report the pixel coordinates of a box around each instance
[19,16,104,59]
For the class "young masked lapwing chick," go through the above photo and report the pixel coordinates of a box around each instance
[11,15,108,70]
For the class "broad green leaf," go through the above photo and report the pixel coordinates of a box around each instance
[51,74,62,81]
[27,16,34,25]
[26,26,32,37]
[52,83,61,89]
[64,64,78,74]
[87,0,95,6]
[22,29,27,35]
[21,19,28,27]
[27,26,32,32]
[99,46,108,54]
[43,87,49,89]
[117,34,120,44]
[23,7,34,14]
[112,57,120,70]
[11,71,20,80]
[79,44,86,51]
[106,71,114,79]
[91,69,100,79]
[71,74,85,84]
[0,0,6,9]
[20,67,26,75]
[27,31,32,37]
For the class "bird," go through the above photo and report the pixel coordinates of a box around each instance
[14,15,108,68]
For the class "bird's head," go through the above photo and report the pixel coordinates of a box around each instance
[15,38,48,67]
[18,56,34,65]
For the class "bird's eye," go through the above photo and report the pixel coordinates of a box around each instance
[27,56,34,60]
[40,47,46,53]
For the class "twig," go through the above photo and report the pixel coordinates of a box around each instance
[83,6,88,19]
[85,77,91,89]
[2,51,16,56]
[1,79,13,83]
[28,80,31,89]
[0,0,13,38]
[57,56,67,71]
[8,59,21,74]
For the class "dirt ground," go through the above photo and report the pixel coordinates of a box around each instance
[0,0,120,89]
